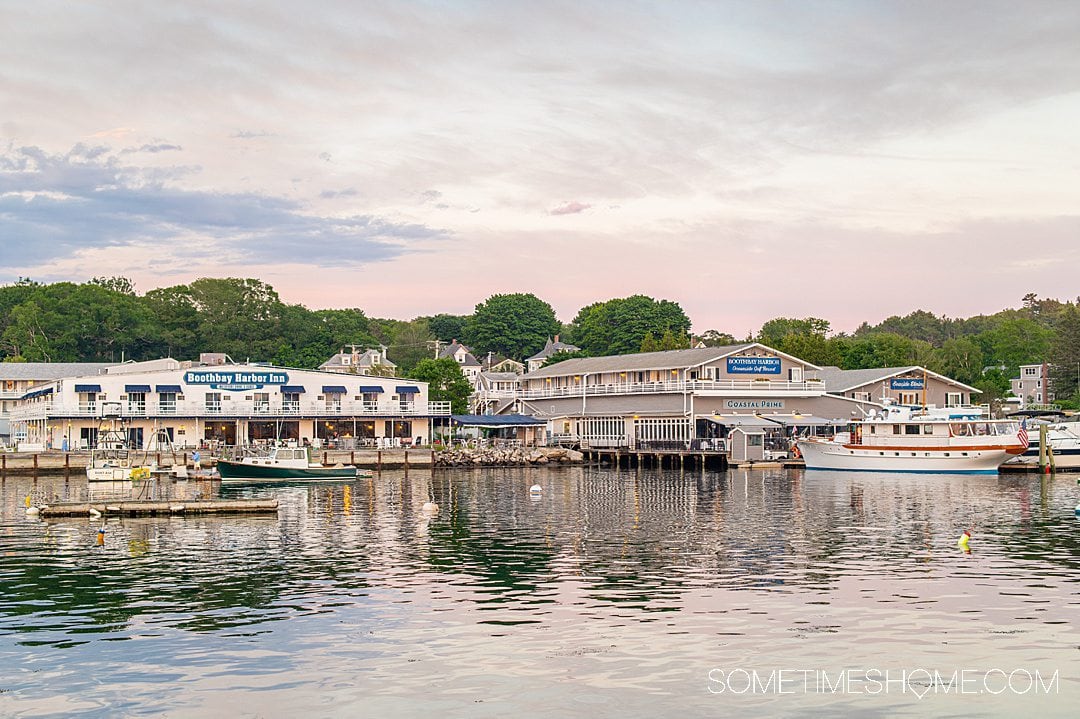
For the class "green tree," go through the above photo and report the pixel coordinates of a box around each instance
[974,318,1053,376]
[384,319,437,374]
[408,357,473,414]
[939,337,985,386]
[570,295,691,356]
[697,330,737,347]
[756,317,831,347]
[540,349,590,368]
[465,293,560,361]
[1049,305,1080,405]
[837,332,934,369]
[186,278,286,361]
[427,314,471,342]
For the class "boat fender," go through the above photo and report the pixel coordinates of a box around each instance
[791,446,801,459]
[421,502,439,515]
[96,528,105,546]
[170,505,186,513]
[26,506,40,516]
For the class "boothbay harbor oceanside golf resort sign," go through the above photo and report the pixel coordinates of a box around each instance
[183,370,289,392]
[724,400,785,410]
[726,357,782,374]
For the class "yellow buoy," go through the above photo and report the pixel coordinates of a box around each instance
[957,530,971,548]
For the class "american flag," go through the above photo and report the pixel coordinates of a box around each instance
[1018,419,1029,449]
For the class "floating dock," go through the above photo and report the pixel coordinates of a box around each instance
[35,499,279,518]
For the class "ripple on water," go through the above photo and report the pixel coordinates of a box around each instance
[1,468,1078,717]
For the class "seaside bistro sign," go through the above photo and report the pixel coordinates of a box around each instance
[183,370,289,392]
[724,399,785,410]
[889,378,925,390]
[726,356,782,375]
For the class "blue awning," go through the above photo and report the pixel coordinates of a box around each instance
[125,384,151,393]
[451,414,545,427]
[396,386,420,394]
[21,387,55,400]
[155,385,182,393]
[359,385,385,393]
[75,384,102,393]
[281,385,306,393]
[322,385,347,394]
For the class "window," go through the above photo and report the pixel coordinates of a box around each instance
[1023,367,1038,377]
[905,425,920,435]
[253,392,270,413]
[159,392,177,414]
[789,367,803,382]
[899,392,920,405]
[747,434,763,447]
[853,392,871,401]
[205,392,222,414]
[282,392,301,413]
[127,392,147,415]
[945,392,962,407]
[341,356,351,365]
[371,355,380,365]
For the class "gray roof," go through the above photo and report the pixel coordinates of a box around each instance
[319,350,396,369]
[526,337,581,361]
[439,341,481,366]
[480,372,521,382]
[0,362,115,380]
[523,345,756,379]
[810,366,978,393]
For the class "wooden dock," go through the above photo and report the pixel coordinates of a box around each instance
[582,448,729,470]
[36,499,279,518]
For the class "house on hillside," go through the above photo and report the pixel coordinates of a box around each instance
[320,345,396,377]
[526,335,581,372]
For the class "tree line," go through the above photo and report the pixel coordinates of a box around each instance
[2,278,1077,407]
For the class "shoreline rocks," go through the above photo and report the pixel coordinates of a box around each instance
[433,446,584,468]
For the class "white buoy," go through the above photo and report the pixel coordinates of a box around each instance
[26,506,40,516]
[422,501,439,515]
[88,508,102,519]
[530,484,543,494]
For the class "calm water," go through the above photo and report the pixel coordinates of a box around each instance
[1,467,1077,718]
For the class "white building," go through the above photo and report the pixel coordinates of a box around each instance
[9,356,449,451]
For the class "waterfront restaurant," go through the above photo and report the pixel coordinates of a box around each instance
[8,356,449,451]
[512,344,883,449]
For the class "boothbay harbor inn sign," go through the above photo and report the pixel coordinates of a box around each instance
[183,370,289,391]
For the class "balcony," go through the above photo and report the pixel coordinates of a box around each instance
[516,379,827,399]
[8,398,453,421]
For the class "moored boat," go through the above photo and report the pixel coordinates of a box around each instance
[1004,420,1080,470]
[216,445,372,481]
[86,431,156,482]
[796,403,1027,474]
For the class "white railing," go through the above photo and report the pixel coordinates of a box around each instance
[516,379,827,399]
[9,399,453,421]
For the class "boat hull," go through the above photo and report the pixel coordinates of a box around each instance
[796,439,1012,474]
[216,459,365,481]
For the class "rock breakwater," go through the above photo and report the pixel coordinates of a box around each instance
[434,446,585,467]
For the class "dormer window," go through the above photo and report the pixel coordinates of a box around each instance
[372,355,380,365]
[342,356,351,365]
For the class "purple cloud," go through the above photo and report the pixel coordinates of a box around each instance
[549,201,591,216]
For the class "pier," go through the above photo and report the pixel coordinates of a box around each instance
[36,499,279,517]
[583,448,730,471]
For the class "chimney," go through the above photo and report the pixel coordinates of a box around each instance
[554,334,559,343]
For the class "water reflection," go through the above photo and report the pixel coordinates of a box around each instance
[1,468,1077,717]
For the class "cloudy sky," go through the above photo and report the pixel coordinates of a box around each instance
[2,1,1078,336]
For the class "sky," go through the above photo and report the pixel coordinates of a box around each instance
[1,0,1079,338]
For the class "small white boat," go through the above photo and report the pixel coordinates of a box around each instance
[796,403,1027,474]
[86,432,156,482]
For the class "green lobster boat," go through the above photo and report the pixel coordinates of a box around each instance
[216,445,372,481]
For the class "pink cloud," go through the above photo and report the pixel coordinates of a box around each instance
[549,200,591,216]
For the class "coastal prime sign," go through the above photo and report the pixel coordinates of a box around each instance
[890,378,925,390]
[183,370,289,392]
[726,356,782,375]
[724,399,785,410]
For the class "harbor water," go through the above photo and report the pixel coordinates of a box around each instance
[1,467,1077,718]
